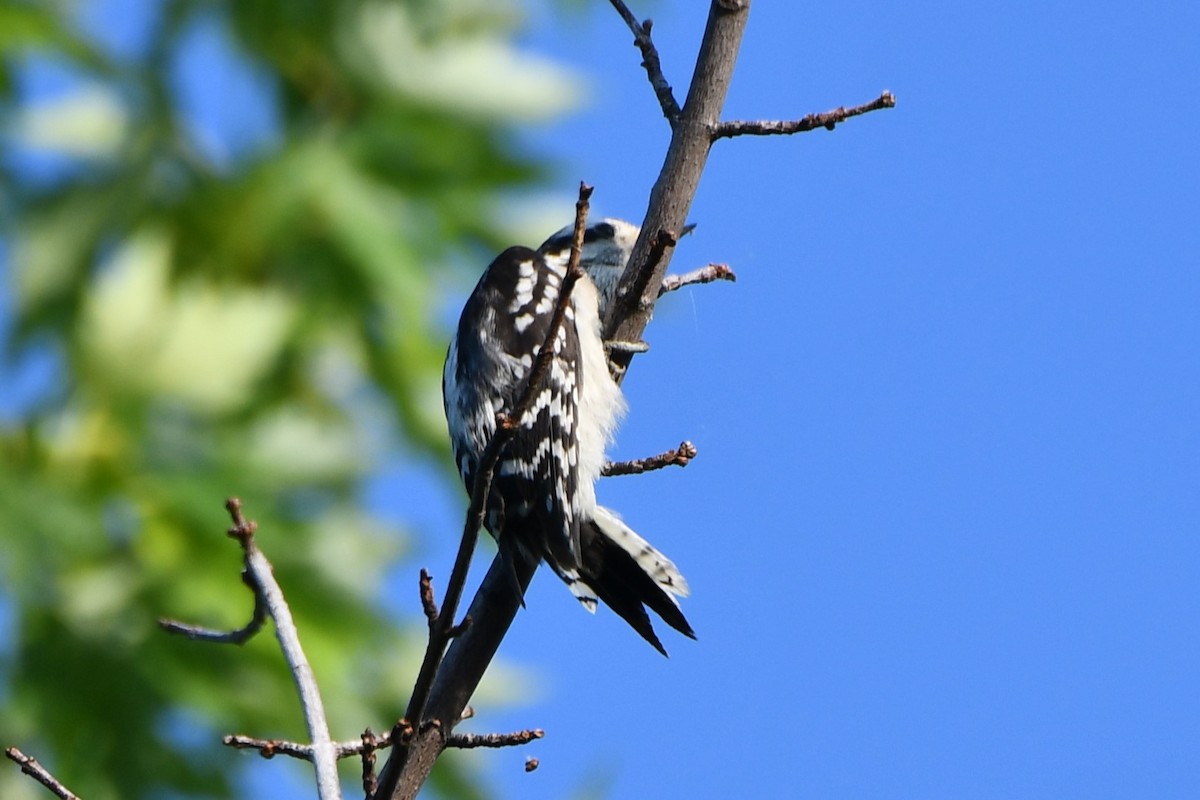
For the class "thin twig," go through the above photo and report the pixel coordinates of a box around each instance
[418,570,438,628]
[392,719,414,747]
[712,90,896,140]
[165,500,342,799]
[607,0,682,123]
[361,729,380,800]
[157,588,267,643]
[502,185,594,432]
[225,728,395,761]
[445,729,544,749]
[603,441,698,477]
[5,747,79,800]
[227,499,341,799]
[623,228,681,312]
[158,556,268,644]
[602,0,752,376]
[660,263,736,296]
[447,615,472,638]
[225,734,324,760]
[391,183,596,769]
[223,722,540,768]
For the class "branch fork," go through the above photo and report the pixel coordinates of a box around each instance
[157,499,342,800]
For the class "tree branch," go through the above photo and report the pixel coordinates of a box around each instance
[418,569,438,628]
[445,729,544,749]
[712,90,896,140]
[5,747,79,800]
[160,499,342,800]
[221,726,404,762]
[660,263,736,296]
[379,555,538,799]
[224,734,346,761]
[607,0,682,123]
[603,0,751,378]
[603,441,698,476]
[157,587,268,643]
[229,500,342,799]
[361,729,382,800]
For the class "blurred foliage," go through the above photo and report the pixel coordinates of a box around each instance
[0,0,577,797]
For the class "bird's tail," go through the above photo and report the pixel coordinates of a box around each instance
[560,506,695,656]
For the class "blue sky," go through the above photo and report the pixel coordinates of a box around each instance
[7,1,1200,798]
[460,2,1200,798]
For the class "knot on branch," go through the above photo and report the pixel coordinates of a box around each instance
[225,497,256,542]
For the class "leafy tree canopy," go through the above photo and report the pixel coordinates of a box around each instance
[0,1,577,796]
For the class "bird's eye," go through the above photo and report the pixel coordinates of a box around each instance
[585,223,616,244]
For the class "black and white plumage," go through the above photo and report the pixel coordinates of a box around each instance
[539,218,641,321]
[442,225,693,655]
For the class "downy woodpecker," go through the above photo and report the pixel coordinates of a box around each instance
[442,221,693,654]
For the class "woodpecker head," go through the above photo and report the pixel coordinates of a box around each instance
[539,218,641,318]
[540,218,641,267]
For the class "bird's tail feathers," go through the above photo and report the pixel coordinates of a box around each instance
[570,506,695,655]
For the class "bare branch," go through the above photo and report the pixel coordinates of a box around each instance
[712,90,896,140]
[502,184,595,430]
[392,554,537,795]
[603,441,697,477]
[225,729,395,762]
[228,499,342,799]
[418,569,438,628]
[157,589,267,643]
[361,729,381,800]
[625,228,682,312]
[603,0,752,378]
[447,615,472,639]
[607,0,682,123]
[225,734,326,761]
[5,747,79,800]
[660,263,736,296]
[525,757,540,773]
[161,499,341,800]
[445,729,544,749]
[607,227,684,381]
[223,722,560,780]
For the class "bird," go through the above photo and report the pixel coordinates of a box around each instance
[537,217,641,321]
[442,220,694,654]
